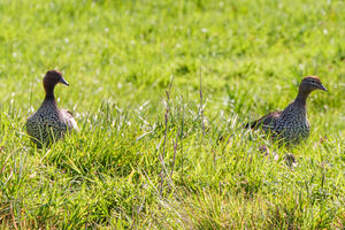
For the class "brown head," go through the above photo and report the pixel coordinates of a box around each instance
[43,70,69,97]
[296,76,327,104]
[299,76,327,92]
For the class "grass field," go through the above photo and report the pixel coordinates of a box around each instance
[0,0,344,228]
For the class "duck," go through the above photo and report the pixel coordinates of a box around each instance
[245,76,327,145]
[26,70,78,147]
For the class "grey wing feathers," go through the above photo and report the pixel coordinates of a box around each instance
[245,111,282,129]
[61,109,79,132]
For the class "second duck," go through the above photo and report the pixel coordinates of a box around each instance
[26,70,78,147]
[246,76,327,145]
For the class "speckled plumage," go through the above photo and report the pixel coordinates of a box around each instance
[26,70,78,147]
[246,76,327,145]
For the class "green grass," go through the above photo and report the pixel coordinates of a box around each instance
[0,0,344,228]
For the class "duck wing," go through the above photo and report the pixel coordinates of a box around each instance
[245,111,282,130]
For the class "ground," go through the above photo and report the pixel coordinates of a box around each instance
[0,0,344,229]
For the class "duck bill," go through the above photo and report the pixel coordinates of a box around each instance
[59,77,69,86]
[319,84,327,91]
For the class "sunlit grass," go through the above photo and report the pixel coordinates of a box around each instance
[0,0,344,228]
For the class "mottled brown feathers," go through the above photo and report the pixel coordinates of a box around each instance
[246,76,327,145]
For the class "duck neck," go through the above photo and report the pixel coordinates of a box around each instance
[43,84,57,106]
[294,88,310,107]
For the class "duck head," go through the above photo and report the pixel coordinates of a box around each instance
[296,76,327,104]
[43,70,69,96]
[299,76,327,93]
